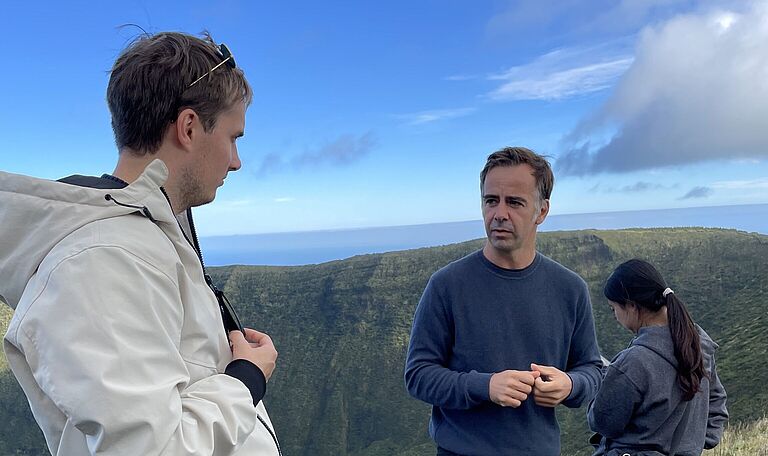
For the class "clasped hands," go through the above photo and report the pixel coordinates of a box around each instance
[489,363,572,408]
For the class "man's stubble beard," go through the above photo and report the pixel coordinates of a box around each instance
[489,234,521,254]
[487,207,540,254]
[177,165,209,211]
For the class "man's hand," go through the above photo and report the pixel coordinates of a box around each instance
[531,363,572,407]
[229,329,278,381]
[489,370,541,408]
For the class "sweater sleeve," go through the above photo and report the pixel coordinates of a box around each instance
[704,357,728,449]
[562,284,603,408]
[587,364,642,438]
[7,246,257,455]
[225,359,267,406]
[404,276,492,409]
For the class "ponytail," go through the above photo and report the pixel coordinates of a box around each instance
[605,259,707,401]
[665,292,706,401]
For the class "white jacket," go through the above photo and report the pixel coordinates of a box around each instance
[1,160,280,455]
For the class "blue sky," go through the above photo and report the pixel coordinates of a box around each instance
[1,0,767,236]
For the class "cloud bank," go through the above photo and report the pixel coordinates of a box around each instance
[557,2,768,176]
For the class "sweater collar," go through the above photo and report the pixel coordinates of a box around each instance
[477,249,542,279]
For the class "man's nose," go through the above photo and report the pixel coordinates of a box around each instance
[493,207,509,222]
[229,148,242,172]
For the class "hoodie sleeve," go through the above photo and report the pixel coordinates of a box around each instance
[7,245,257,455]
[704,357,728,449]
[587,363,642,438]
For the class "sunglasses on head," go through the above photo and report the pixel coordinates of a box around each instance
[188,43,236,88]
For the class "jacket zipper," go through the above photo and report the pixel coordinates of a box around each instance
[258,416,283,456]
[159,188,282,455]
[157,188,218,291]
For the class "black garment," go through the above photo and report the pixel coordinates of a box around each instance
[58,173,130,188]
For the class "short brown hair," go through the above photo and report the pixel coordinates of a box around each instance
[480,147,554,201]
[107,31,253,155]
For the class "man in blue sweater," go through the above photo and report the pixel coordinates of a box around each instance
[404,147,603,456]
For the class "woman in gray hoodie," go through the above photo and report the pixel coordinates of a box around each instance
[588,259,728,456]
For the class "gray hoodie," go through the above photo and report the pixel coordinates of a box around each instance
[588,325,728,456]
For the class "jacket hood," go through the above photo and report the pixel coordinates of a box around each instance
[0,160,177,310]
[631,325,678,368]
[696,324,718,357]
[631,323,718,369]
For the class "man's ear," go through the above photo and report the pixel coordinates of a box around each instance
[535,199,550,225]
[173,108,199,151]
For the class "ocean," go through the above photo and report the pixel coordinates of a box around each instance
[200,203,768,266]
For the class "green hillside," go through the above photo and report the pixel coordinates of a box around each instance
[704,416,768,455]
[0,302,50,454]
[1,228,766,455]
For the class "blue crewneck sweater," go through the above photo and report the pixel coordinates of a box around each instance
[405,250,603,456]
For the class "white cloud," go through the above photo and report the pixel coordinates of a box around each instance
[274,197,296,203]
[715,12,737,31]
[711,178,768,190]
[485,41,634,101]
[397,107,476,125]
[487,57,633,101]
[557,2,768,175]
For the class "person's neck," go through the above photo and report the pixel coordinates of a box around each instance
[482,243,536,270]
[112,148,185,215]
[637,307,669,331]
[112,150,152,184]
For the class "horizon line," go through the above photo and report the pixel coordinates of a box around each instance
[201,202,768,238]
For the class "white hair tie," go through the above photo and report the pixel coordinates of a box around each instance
[662,288,674,297]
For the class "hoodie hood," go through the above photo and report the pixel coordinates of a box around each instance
[631,325,678,368]
[696,324,719,361]
[0,160,176,309]
[631,323,718,370]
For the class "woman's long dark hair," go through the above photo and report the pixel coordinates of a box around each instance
[604,259,706,401]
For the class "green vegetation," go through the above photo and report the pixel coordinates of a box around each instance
[0,228,766,455]
[704,417,768,456]
[0,304,10,373]
[0,303,48,454]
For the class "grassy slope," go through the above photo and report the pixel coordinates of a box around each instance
[0,304,10,372]
[210,228,767,455]
[0,228,766,455]
[0,301,49,454]
[704,417,768,456]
